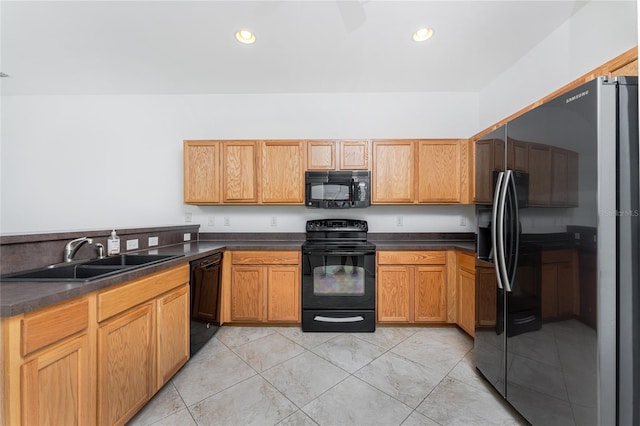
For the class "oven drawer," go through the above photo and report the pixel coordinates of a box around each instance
[302,310,375,332]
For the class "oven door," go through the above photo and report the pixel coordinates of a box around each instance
[302,248,375,310]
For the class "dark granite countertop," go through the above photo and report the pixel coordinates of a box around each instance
[371,239,475,253]
[0,242,221,317]
[1,235,474,317]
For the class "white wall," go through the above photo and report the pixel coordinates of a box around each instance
[0,92,478,234]
[1,1,637,235]
[478,0,638,129]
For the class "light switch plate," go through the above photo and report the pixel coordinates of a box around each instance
[183,233,191,241]
[148,236,159,247]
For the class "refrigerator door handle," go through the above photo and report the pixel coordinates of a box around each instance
[492,171,506,290]
[507,170,520,289]
[505,170,520,291]
[497,170,512,292]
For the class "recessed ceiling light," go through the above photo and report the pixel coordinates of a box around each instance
[412,27,433,42]
[235,30,256,45]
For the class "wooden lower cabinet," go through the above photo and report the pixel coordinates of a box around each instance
[376,251,448,323]
[541,249,577,320]
[156,285,190,388]
[377,266,412,322]
[21,333,91,426]
[414,266,448,322]
[2,296,94,426]
[456,252,476,337]
[2,264,191,426]
[227,251,300,323]
[476,265,497,326]
[98,303,155,426]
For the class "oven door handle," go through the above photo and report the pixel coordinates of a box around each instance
[314,315,364,323]
[303,250,375,256]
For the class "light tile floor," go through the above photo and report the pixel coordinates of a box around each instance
[128,326,528,426]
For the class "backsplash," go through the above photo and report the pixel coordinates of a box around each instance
[0,225,199,275]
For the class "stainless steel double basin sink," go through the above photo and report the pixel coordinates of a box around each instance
[1,254,183,282]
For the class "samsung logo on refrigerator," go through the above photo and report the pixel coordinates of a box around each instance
[566,90,589,103]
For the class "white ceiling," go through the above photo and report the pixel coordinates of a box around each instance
[1,1,590,96]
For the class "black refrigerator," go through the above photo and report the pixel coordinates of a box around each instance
[474,76,638,425]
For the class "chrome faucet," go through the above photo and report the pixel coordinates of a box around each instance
[64,237,93,262]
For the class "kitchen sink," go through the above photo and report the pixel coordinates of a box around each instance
[1,254,183,282]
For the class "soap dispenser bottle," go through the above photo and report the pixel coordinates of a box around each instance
[107,230,120,256]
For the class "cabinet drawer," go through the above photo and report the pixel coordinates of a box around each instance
[21,297,89,356]
[377,251,446,265]
[542,249,573,264]
[97,264,189,322]
[231,251,300,265]
[457,251,475,272]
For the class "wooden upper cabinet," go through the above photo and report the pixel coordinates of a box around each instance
[417,139,464,203]
[474,137,505,204]
[222,141,258,203]
[184,141,220,204]
[507,138,528,172]
[372,140,415,203]
[527,143,551,206]
[307,140,370,170]
[261,140,305,203]
[307,140,336,170]
[340,140,369,170]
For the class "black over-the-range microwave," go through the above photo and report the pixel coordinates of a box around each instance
[305,170,371,208]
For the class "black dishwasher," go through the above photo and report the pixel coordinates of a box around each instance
[189,252,222,356]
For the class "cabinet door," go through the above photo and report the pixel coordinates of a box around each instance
[21,334,91,426]
[222,141,258,203]
[340,140,369,170]
[508,139,528,172]
[541,264,558,320]
[417,140,462,203]
[98,302,154,426]
[307,141,336,170]
[557,262,577,318]
[266,266,300,322]
[414,266,447,322]
[550,148,569,206]
[184,141,221,203]
[476,267,497,326]
[261,140,305,203]
[230,266,264,322]
[528,143,551,206]
[377,266,412,322]
[458,269,476,337]
[372,140,415,203]
[156,285,189,389]
[567,151,579,206]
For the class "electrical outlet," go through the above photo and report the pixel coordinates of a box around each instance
[224,217,231,226]
[574,232,581,240]
[208,216,215,227]
[126,239,139,250]
[185,212,192,223]
[148,236,159,247]
[270,216,277,227]
[396,216,403,227]
[459,216,467,226]
[183,233,191,241]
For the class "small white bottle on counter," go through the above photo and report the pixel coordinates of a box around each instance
[107,229,120,255]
